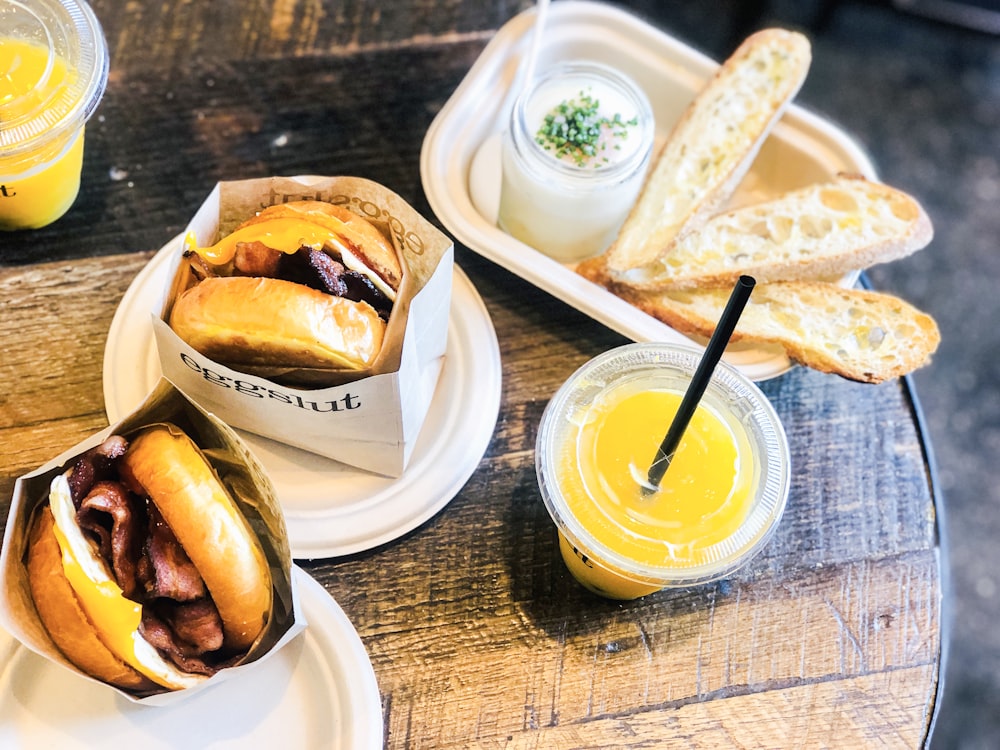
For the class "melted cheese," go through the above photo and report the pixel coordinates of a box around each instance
[184,214,397,300]
[185,218,342,264]
[48,475,205,690]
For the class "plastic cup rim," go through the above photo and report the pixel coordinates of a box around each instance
[0,0,109,155]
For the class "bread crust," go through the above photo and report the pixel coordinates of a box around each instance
[170,276,386,370]
[26,506,156,692]
[120,425,272,652]
[573,27,939,384]
[614,280,940,384]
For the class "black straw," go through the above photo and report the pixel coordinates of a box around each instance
[645,275,756,491]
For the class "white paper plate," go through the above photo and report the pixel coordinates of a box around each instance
[0,567,382,749]
[103,236,501,558]
[420,0,876,381]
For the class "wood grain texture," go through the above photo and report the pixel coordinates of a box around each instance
[0,245,940,747]
[0,247,940,748]
[90,0,516,71]
[0,1,940,746]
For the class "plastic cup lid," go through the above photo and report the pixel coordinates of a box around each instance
[0,0,108,154]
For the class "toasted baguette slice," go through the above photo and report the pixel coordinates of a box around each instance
[604,28,811,275]
[614,281,940,384]
[614,174,934,290]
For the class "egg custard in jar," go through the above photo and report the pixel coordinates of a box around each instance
[497,61,654,264]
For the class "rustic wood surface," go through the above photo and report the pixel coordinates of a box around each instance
[0,1,941,747]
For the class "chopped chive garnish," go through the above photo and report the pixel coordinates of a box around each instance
[534,89,638,167]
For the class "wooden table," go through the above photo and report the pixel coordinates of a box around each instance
[0,1,942,747]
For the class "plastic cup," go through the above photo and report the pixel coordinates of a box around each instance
[536,343,790,599]
[0,0,108,231]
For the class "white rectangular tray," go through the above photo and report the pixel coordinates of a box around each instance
[420,0,876,380]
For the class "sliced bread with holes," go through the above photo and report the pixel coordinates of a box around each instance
[604,28,812,275]
[613,174,933,290]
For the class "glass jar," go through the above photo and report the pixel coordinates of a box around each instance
[0,0,108,231]
[497,61,654,264]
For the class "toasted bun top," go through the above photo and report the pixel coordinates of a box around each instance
[188,200,403,300]
[119,425,272,651]
[169,275,387,370]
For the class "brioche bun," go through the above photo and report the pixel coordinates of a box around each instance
[25,425,273,693]
[169,276,386,370]
[120,425,272,652]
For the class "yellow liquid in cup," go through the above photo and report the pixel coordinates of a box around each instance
[1,38,85,230]
[556,388,755,598]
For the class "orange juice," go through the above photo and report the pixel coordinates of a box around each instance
[537,343,789,599]
[0,0,108,231]
[0,39,84,229]
[563,387,754,562]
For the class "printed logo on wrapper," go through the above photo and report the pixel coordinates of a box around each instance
[153,176,455,478]
[260,185,429,259]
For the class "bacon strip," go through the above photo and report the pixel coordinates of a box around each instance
[68,435,129,504]
[341,269,392,319]
[183,251,218,281]
[62,433,242,678]
[140,504,206,602]
[279,246,349,296]
[233,241,282,277]
[279,247,392,318]
[76,480,143,599]
[168,599,225,653]
[141,611,218,675]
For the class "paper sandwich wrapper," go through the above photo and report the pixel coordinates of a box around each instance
[0,380,305,706]
[153,175,454,477]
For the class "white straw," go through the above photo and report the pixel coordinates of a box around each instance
[521,0,550,92]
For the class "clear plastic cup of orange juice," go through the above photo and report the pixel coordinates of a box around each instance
[1,0,108,231]
[536,342,790,599]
